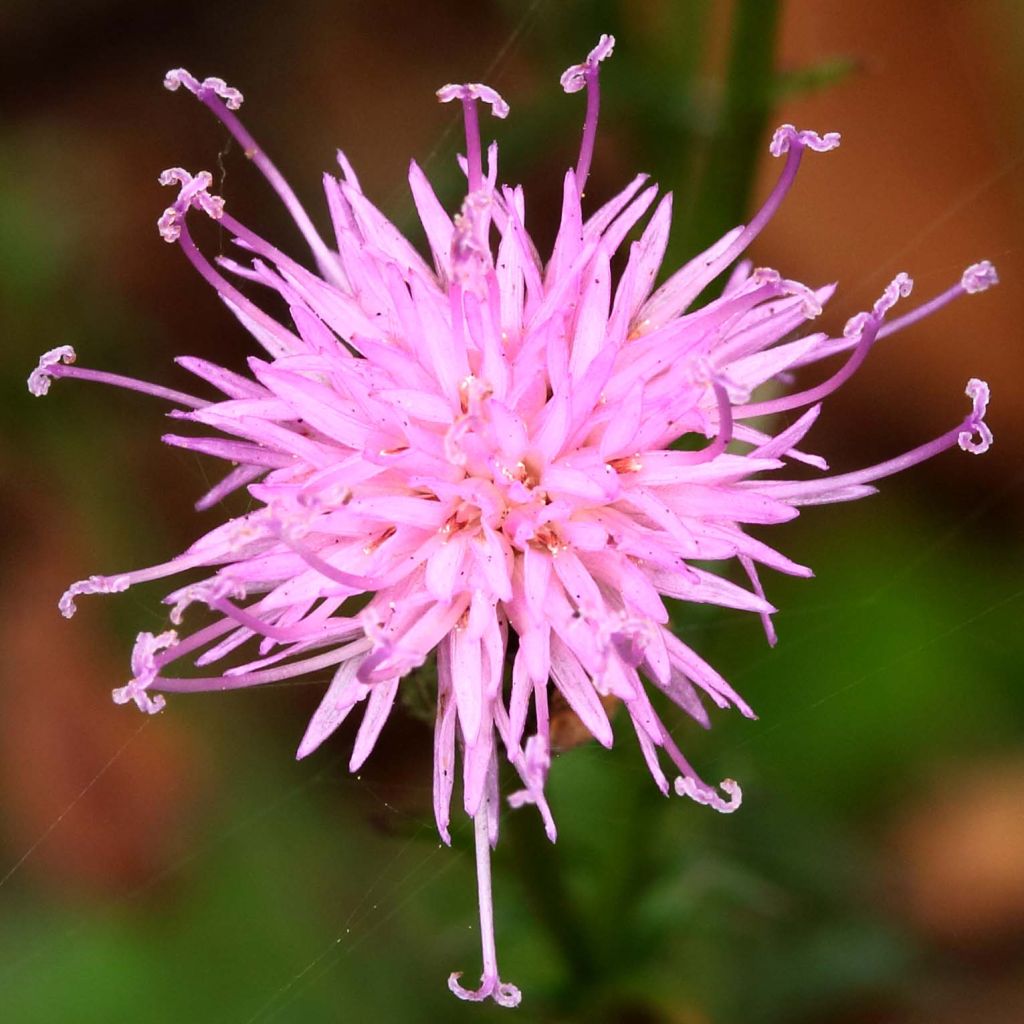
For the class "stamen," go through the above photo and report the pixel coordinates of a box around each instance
[448,782,522,1008]
[156,169,301,358]
[875,261,992,343]
[59,551,214,618]
[164,69,341,283]
[436,83,509,194]
[155,639,373,693]
[761,377,994,503]
[638,123,840,325]
[792,261,999,368]
[59,574,130,618]
[737,274,912,420]
[560,33,616,195]
[28,342,207,408]
[112,630,178,714]
[724,125,839,264]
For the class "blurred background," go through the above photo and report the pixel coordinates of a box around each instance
[1,1,1022,1021]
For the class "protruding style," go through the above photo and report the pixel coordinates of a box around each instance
[560,32,615,193]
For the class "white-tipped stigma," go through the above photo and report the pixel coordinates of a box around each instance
[436,83,510,119]
[157,168,225,242]
[447,791,522,1007]
[448,973,523,1009]
[164,68,244,110]
[842,272,913,338]
[27,345,76,397]
[781,277,824,318]
[559,33,616,93]
[166,576,247,625]
[674,775,743,814]
[769,124,842,158]
[750,267,782,287]
[59,574,131,618]
[961,260,999,294]
[157,209,181,243]
[958,377,993,454]
[873,271,914,317]
[111,686,166,715]
[842,312,870,340]
[112,629,178,714]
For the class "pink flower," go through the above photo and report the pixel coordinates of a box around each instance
[30,38,995,1006]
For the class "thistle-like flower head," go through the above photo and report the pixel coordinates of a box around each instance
[30,37,995,1006]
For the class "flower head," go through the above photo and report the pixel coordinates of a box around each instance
[31,37,995,1005]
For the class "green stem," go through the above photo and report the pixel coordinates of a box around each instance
[678,0,781,259]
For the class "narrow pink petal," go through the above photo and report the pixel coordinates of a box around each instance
[549,636,613,747]
[295,655,369,759]
[425,536,468,601]
[568,245,611,379]
[408,160,455,277]
[547,170,584,286]
[647,565,775,614]
[434,642,457,843]
[349,675,401,771]
[449,628,483,745]
[462,716,495,817]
